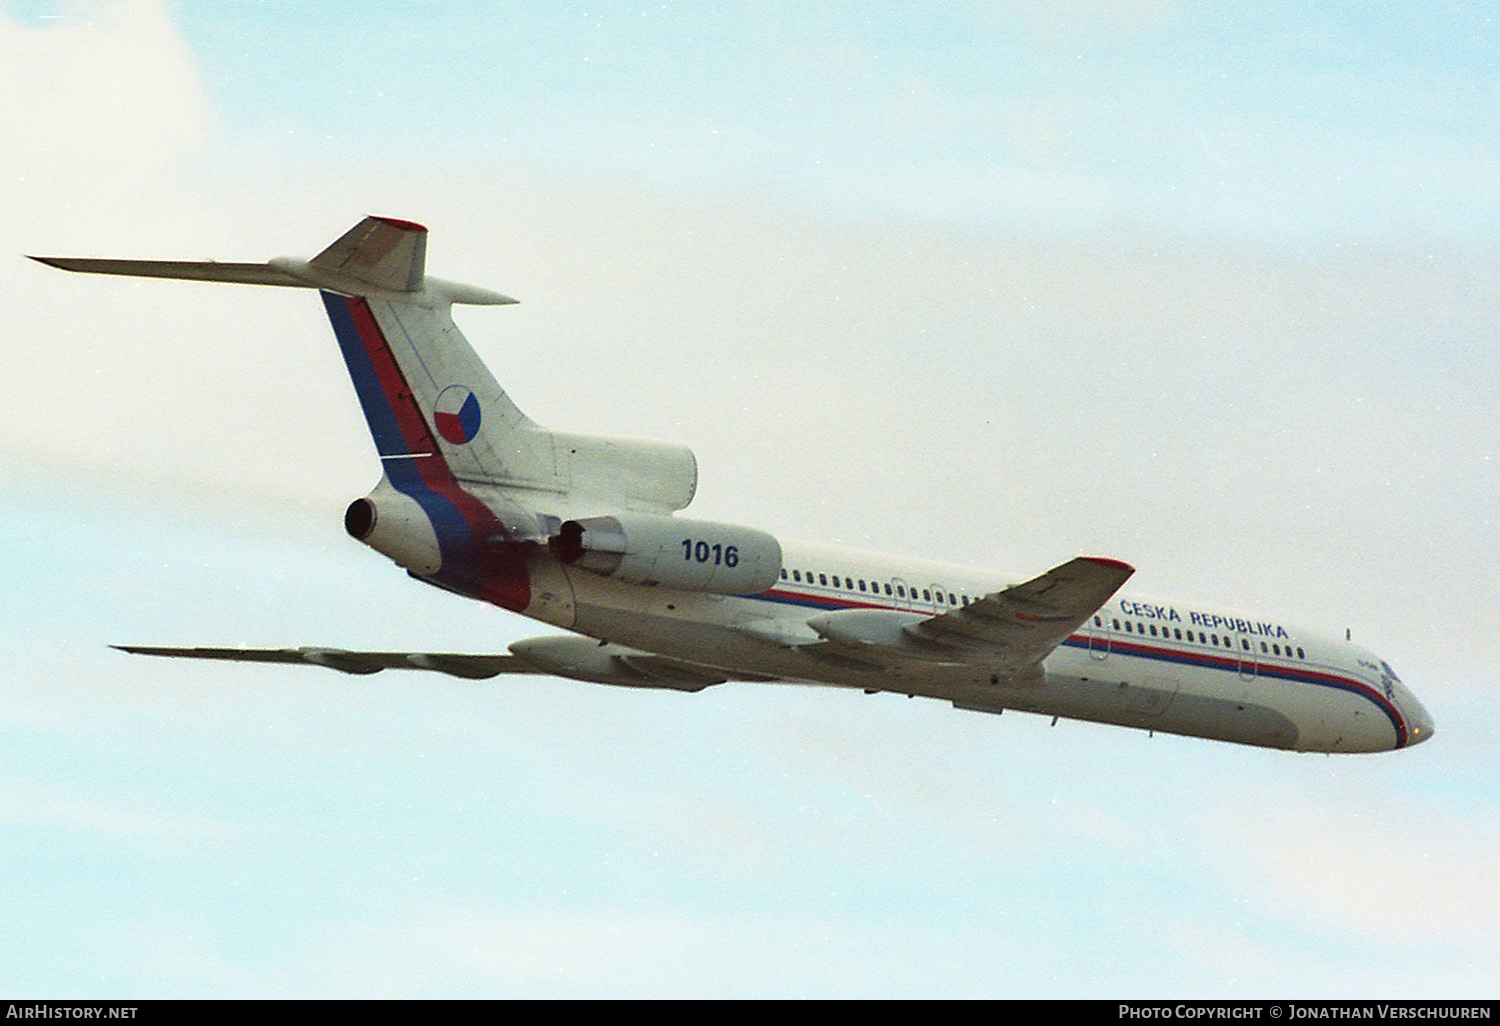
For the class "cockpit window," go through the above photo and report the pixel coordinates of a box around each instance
[1380,660,1402,684]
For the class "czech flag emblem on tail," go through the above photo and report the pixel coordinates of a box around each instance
[434,385,482,445]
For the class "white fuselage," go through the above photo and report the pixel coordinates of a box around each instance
[555,538,1432,753]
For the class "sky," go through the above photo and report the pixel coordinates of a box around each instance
[1,0,1497,998]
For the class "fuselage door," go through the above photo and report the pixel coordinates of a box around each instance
[892,577,913,610]
[1238,636,1257,680]
[1089,616,1110,660]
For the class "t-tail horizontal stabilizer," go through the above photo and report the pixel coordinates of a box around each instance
[29,216,516,305]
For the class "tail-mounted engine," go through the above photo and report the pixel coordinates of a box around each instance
[344,483,442,575]
[550,512,781,595]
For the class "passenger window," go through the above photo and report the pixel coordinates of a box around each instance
[896,586,905,598]
[792,570,801,582]
[1094,616,1102,627]
[1112,619,1121,630]
[1148,625,1157,637]
[1296,647,1305,659]
[922,590,931,601]
[884,583,892,596]
[858,580,866,592]
[1210,634,1219,646]
[1174,628,1182,640]
[818,574,827,586]
[1125,622,1133,633]
[1242,639,1250,650]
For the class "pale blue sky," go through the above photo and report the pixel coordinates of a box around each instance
[1,0,1497,998]
[184,2,1498,240]
[9,0,1482,239]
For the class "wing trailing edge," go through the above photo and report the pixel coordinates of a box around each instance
[114,638,758,692]
[112,645,527,680]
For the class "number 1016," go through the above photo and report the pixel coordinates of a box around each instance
[681,539,740,568]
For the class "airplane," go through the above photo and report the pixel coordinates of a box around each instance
[31,216,1435,754]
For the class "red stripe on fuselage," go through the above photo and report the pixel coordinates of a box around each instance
[752,587,1405,742]
[343,297,530,612]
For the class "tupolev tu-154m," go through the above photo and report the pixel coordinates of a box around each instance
[32,217,1434,753]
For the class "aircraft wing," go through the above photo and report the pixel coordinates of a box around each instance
[114,641,739,691]
[907,556,1133,675]
[113,645,529,680]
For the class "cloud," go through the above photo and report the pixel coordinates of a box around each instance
[1216,790,1500,954]
[0,0,209,232]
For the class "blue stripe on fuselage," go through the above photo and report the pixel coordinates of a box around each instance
[319,291,476,558]
[741,588,1405,742]
[322,292,409,458]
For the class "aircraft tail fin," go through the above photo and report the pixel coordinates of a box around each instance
[32,217,698,514]
[322,288,696,510]
[307,215,427,293]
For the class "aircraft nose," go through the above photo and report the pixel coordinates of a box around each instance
[1404,693,1435,747]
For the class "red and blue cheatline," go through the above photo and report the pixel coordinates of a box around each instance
[434,385,482,445]
[319,290,530,612]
